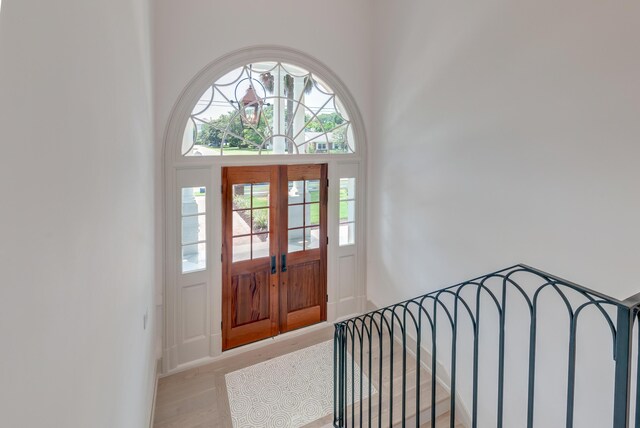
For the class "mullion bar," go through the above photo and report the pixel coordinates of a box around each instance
[181,213,206,218]
[303,182,307,252]
[181,239,206,246]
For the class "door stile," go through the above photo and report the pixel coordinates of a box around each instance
[222,166,280,351]
[279,164,328,333]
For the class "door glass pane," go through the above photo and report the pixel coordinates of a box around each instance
[181,214,206,244]
[252,209,269,233]
[340,178,356,200]
[182,243,206,273]
[288,180,304,204]
[288,228,305,253]
[232,184,251,210]
[339,222,355,246]
[182,187,206,215]
[305,226,320,250]
[232,236,251,262]
[306,180,320,202]
[253,234,269,259]
[233,210,251,236]
[306,203,319,226]
[288,204,304,229]
[252,183,270,208]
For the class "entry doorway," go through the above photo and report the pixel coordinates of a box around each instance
[221,164,328,350]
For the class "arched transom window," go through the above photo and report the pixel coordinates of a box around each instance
[182,61,355,156]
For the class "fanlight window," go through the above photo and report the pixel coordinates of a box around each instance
[182,62,354,156]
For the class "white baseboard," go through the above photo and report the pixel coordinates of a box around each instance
[148,359,160,428]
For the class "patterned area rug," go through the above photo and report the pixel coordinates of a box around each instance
[225,340,373,428]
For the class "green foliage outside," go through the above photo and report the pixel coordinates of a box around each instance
[195,108,349,153]
[232,192,269,232]
[196,106,274,149]
[304,112,345,132]
[232,187,349,229]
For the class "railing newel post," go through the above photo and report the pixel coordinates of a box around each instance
[614,305,634,428]
[334,323,347,428]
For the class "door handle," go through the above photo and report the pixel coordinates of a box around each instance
[271,255,277,275]
[281,254,287,272]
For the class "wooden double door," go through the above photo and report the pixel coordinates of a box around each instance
[222,164,328,350]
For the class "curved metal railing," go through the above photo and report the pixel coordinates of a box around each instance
[333,264,640,428]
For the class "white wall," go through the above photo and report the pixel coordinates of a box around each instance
[0,1,157,427]
[369,0,640,305]
[369,0,640,426]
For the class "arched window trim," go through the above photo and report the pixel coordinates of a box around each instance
[161,46,368,373]
[163,46,367,165]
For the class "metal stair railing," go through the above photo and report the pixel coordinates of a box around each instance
[333,264,640,428]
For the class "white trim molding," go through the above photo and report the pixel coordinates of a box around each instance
[161,45,368,374]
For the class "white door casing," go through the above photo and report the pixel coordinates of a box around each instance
[161,46,368,374]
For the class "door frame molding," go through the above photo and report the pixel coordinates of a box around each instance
[161,46,368,375]
[163,159,365,374]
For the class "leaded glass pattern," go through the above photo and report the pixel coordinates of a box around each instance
[182,62,354,156]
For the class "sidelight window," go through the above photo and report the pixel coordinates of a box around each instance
[338,178,356,246]
[181,187,207,273]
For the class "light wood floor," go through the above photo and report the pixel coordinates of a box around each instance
[153,326,464,428]
[153,327,334,428]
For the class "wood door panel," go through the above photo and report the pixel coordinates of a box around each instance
[286,248,321,264]
[230,258,270,275]
[286,306,321,331]
[225,319,273,350]
[223,163,327,349]
[222,166,279,351]
[287,260,321,312]
[279,163,327,333]
[231,269,270,327]
[286,164,323,181]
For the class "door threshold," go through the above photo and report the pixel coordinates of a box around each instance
[221,320,330,354]
[163,321,332,377]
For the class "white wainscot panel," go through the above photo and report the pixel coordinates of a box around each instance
[179,282,209,364]
[338,255,356,316]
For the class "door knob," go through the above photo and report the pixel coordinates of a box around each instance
[281,254,287,272]
[271,255,276,275]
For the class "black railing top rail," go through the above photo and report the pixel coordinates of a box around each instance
[337,264,640,328]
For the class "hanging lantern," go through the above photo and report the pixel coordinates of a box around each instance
[240,85,263,127]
